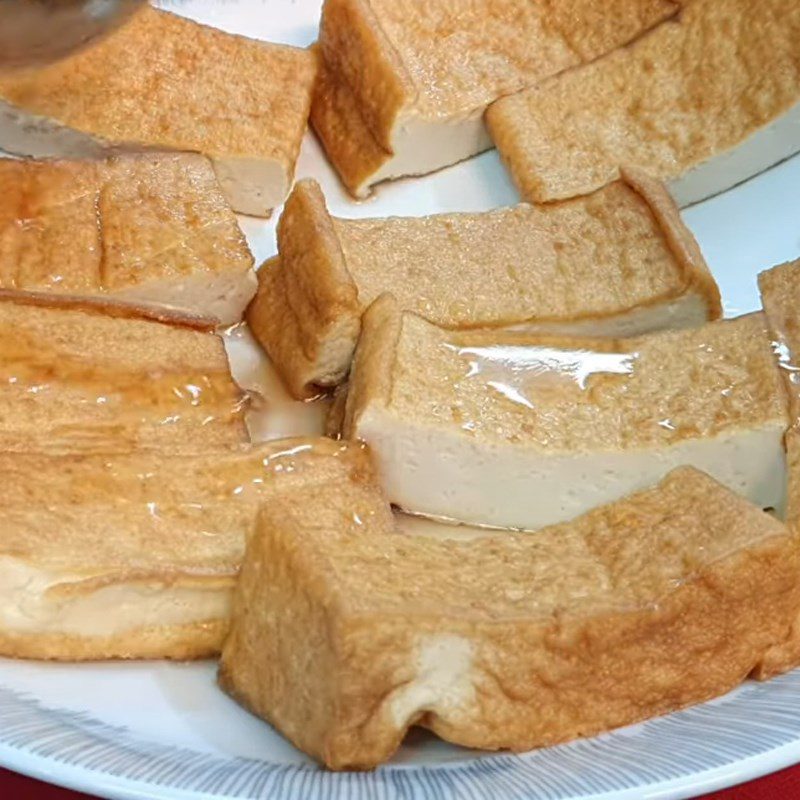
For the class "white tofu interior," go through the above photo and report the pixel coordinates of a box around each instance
[212,156,290,217]
[113,269,257,327]
[0,556,231,637]
[504,293,710,339]
[670,102,800,207]
[360,110,492,196]
[359,410,787,529]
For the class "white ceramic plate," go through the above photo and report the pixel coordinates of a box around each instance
[2,2,800,798]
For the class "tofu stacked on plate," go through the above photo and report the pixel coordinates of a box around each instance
[0,6,317,216]
[248,168,720,397]
[313,0,800,202]
[222,253,800,770]
[0,154,257,324]
[487,0,800,207]
[0,0,320,655]
[2,0,800,776]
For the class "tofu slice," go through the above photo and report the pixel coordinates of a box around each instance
[219,467,799,770]
[0,7,317,216]
[344,297,788,529]
[247,171,720,398]
[0,438,372,660]
[753,259,800,679]
[487,0,800,206]
[0,154,255,325]
[760,259,800,451]
[312,0,680,196]
[761,258,800,537]
[0,291,248,454]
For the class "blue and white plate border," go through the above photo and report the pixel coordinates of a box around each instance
[3,671,800,800]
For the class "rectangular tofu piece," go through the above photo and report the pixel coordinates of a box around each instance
[0,438,373,660]
[486,0,800,206]
[247,170,720,398]
[219,467,799,769]
[312,0,680,196]
[0,154,255,325]
[0,292,248,454]
[344,296,788,529]
[753,259,800,678]
[0,7,317,216]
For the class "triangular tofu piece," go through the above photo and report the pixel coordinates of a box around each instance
[344,296,787,529]
[487,0,800,206]
[0,292,248,454]
[220,467,798,769]
[247,171,720,398]
[0,154,255,324]
[0,438,372,660]
[0,7,316,216]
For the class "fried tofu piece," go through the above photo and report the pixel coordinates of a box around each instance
[219,467,799,769]
[754,259,800,678]
[0,292,248,454]
[487,0,800,206]
[0,154,255,324]
[311,0,679,195]
[247,171,719,398]
[0,8,316,216]
[344,297,787,529]
[0,438,373,660]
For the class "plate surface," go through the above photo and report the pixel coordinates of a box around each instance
[2,1,800,798]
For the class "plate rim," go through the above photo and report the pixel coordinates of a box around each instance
[3,673,800,800]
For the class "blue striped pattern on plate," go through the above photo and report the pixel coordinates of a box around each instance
[2,671,800,800]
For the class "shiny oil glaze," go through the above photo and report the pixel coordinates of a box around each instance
[0,315,247,451]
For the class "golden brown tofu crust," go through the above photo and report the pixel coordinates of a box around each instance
[0,621,228,662]
[246,180,362,399]
[0,7,316,167]
[248,172,719,399]
[0,439,374,661]
[220,467,800,769]
[313,0,679,192]
[340,166,720,325]
[0,153,254,311]
[345,297,786,451]
[0,287,217,329]
[0,437,374,508]
[309,54,394,197]
[0,292,248,453]
[760,260,800,430]
[486,0,800,202]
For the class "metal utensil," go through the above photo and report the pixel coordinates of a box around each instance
[0,0,146,69]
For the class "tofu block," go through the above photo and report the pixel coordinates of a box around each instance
[0,7,317,216]
[247,171,720,398]
[486,0,800,206]
[0,291,248,454]
[344,296,788,529]
[219,467,799,769]
[0,438,372,660]
[311,0,680,196]
[0,154,255,324]
[753,259,800,678]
